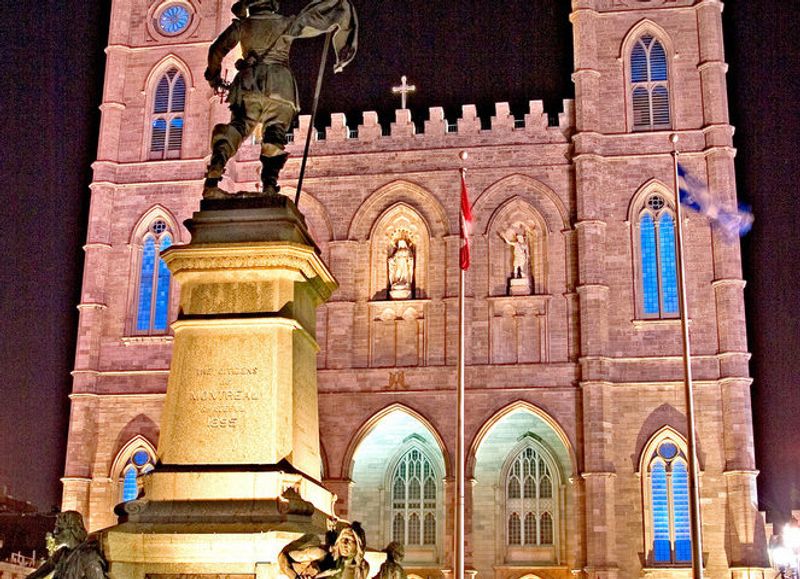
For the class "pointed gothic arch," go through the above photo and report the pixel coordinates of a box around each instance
[110,435,157,503]
[128,205,181,335]
[344,404,448,561]
[468,400,576,479]
[143,57,191,160]
[628,180,679,319]
[141,54,195,93]
[348,180,450,241]
[473,174,569,235]
[638,427,693,566]
[620,20,675,132]
[485,196,551,296]
[342,403,450,480]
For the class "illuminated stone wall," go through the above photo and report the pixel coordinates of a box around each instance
[62,0,768,577]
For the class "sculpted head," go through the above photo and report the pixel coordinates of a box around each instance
[384,541,405,562]
[332,523,365,562]
[53,511,88,549]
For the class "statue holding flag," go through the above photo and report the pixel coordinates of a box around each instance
[203,0,358,198]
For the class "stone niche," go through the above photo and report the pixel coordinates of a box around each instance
[369,203,430,301]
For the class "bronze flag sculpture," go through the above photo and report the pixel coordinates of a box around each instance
[203,0,357,198]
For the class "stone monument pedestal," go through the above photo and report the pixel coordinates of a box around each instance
[508,276,531,296]
[103,196,339,579]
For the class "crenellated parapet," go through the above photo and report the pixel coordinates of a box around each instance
[283,100,575,149]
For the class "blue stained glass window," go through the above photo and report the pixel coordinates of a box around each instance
[132,450,150,467]
[137,237,156,331]
[641,214,660,315]
[672,461,692,562]
[651,460,671,562]
[158,4,191,35]
[659,214,679,314]
[154,235,172,331]
[122,467,138,502]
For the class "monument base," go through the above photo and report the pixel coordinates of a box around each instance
[102,195,340,579]
[508,277,531,296]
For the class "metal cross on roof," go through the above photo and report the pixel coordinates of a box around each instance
[392,75,416,110]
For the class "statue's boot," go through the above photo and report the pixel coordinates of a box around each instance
[260,152,289,196]
[203,124,242,194]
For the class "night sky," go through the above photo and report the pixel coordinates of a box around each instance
[0,1,797,520]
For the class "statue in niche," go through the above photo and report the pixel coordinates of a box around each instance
[500,229,532,296]
[278,522,369,579]
[27,511,109,579]
[372,542,407,579]
[387,239,415,300]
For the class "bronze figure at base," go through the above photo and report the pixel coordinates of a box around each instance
[27,512,109,579]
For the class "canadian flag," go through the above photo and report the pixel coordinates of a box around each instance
[460,170,473,270]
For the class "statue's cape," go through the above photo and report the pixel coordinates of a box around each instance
[289,0,358,72]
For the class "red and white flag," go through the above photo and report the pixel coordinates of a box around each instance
[460,170,473,270]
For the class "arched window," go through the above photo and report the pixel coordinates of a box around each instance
[391,447,437,546]
[638,193,679,318]
[505,445,557,547]
[150,67,186,159]
[120,448,155,502]
[135,219,174,334]
[630,35,671,131]
[646,439,692,565]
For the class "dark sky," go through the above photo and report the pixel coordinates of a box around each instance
[0,0,797,520]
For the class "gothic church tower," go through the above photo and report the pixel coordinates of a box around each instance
[571,0,765,576]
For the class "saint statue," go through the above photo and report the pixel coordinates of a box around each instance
[203,0,358,198]
[27,511,109,579]
[501,231,530,279]
[387,239,415,300]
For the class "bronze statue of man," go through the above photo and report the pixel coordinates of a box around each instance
[27,511,109,579]
[203,0,357,198]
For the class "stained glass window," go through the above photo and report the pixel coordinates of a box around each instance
[505,445,557,548]
[157,4,191,35]
[639,196,679,319]
[136,221,174,334]
[649,440,692,565]
[121,448,155,502]
[391,448,438,546]
[150,68,186,159]
[631,35,671,131]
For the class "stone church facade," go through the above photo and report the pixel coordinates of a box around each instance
[62,0,769,577]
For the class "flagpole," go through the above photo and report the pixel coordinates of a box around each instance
[670,133,704,578]
[455,155,468,579]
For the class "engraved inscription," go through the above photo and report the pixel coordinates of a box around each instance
[189,367,261,429]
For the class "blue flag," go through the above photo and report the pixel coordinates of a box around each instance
[677,163,753,239]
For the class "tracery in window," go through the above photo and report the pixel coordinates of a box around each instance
[150,67,186,159]
[505,446,557,547]
[391,447,437,546]
[631,34,671,131]
[646,439,692,565]
[135,219,174,334]
[121,448,155,502]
